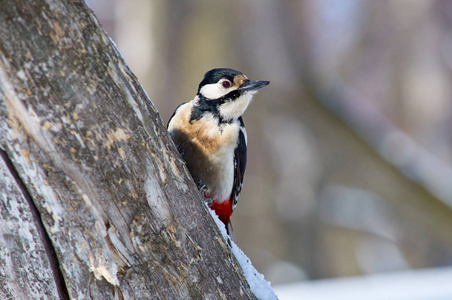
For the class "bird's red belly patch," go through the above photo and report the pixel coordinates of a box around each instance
[209,199,232,225]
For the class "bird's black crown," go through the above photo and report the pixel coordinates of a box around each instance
[198,68,243,92]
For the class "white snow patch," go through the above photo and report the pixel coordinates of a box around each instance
[207,205,278,300]
[274,266,452,300]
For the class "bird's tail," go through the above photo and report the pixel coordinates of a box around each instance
[226,221,235,242]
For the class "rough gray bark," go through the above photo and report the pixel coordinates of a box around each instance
[0,0,256,299]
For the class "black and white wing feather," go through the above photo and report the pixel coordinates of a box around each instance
[231,117,247,211]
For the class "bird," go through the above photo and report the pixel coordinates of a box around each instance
[167,68,269,238]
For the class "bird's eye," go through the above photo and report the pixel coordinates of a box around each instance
[222,81,231,88]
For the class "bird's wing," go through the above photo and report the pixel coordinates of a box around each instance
[167,102,186,128]
[231,117,247,211]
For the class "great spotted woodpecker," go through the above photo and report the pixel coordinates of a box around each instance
[168,68,269,237]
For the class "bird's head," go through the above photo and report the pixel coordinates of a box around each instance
[194,68,269,122]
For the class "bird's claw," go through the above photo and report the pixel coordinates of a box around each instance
[198,183,213,206]
[202,193,213,206]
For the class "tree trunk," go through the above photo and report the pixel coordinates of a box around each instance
[0,0,257,298]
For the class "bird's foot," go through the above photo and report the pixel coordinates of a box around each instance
[198,184,213,206]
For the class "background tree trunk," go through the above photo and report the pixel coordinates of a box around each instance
[0,0,258,298]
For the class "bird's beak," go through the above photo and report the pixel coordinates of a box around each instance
[237,80,270,91]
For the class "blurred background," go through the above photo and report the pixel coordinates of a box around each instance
[87,0,452,294]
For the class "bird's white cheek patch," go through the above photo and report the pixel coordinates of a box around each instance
[199,83,229,100]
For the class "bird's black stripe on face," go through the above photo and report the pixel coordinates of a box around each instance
[196,84,243,103]
[190,90,244,124]
[190,95,219,123]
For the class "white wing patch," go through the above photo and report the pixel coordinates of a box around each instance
[240,126,248,145]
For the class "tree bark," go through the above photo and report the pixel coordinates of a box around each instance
[0,0,256,299]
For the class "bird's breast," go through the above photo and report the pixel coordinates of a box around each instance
[168,104,239,201]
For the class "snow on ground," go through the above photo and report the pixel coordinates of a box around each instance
[207,205,278,300]
[274,266,452,300]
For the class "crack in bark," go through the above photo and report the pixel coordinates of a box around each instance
[0,148,70,300]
